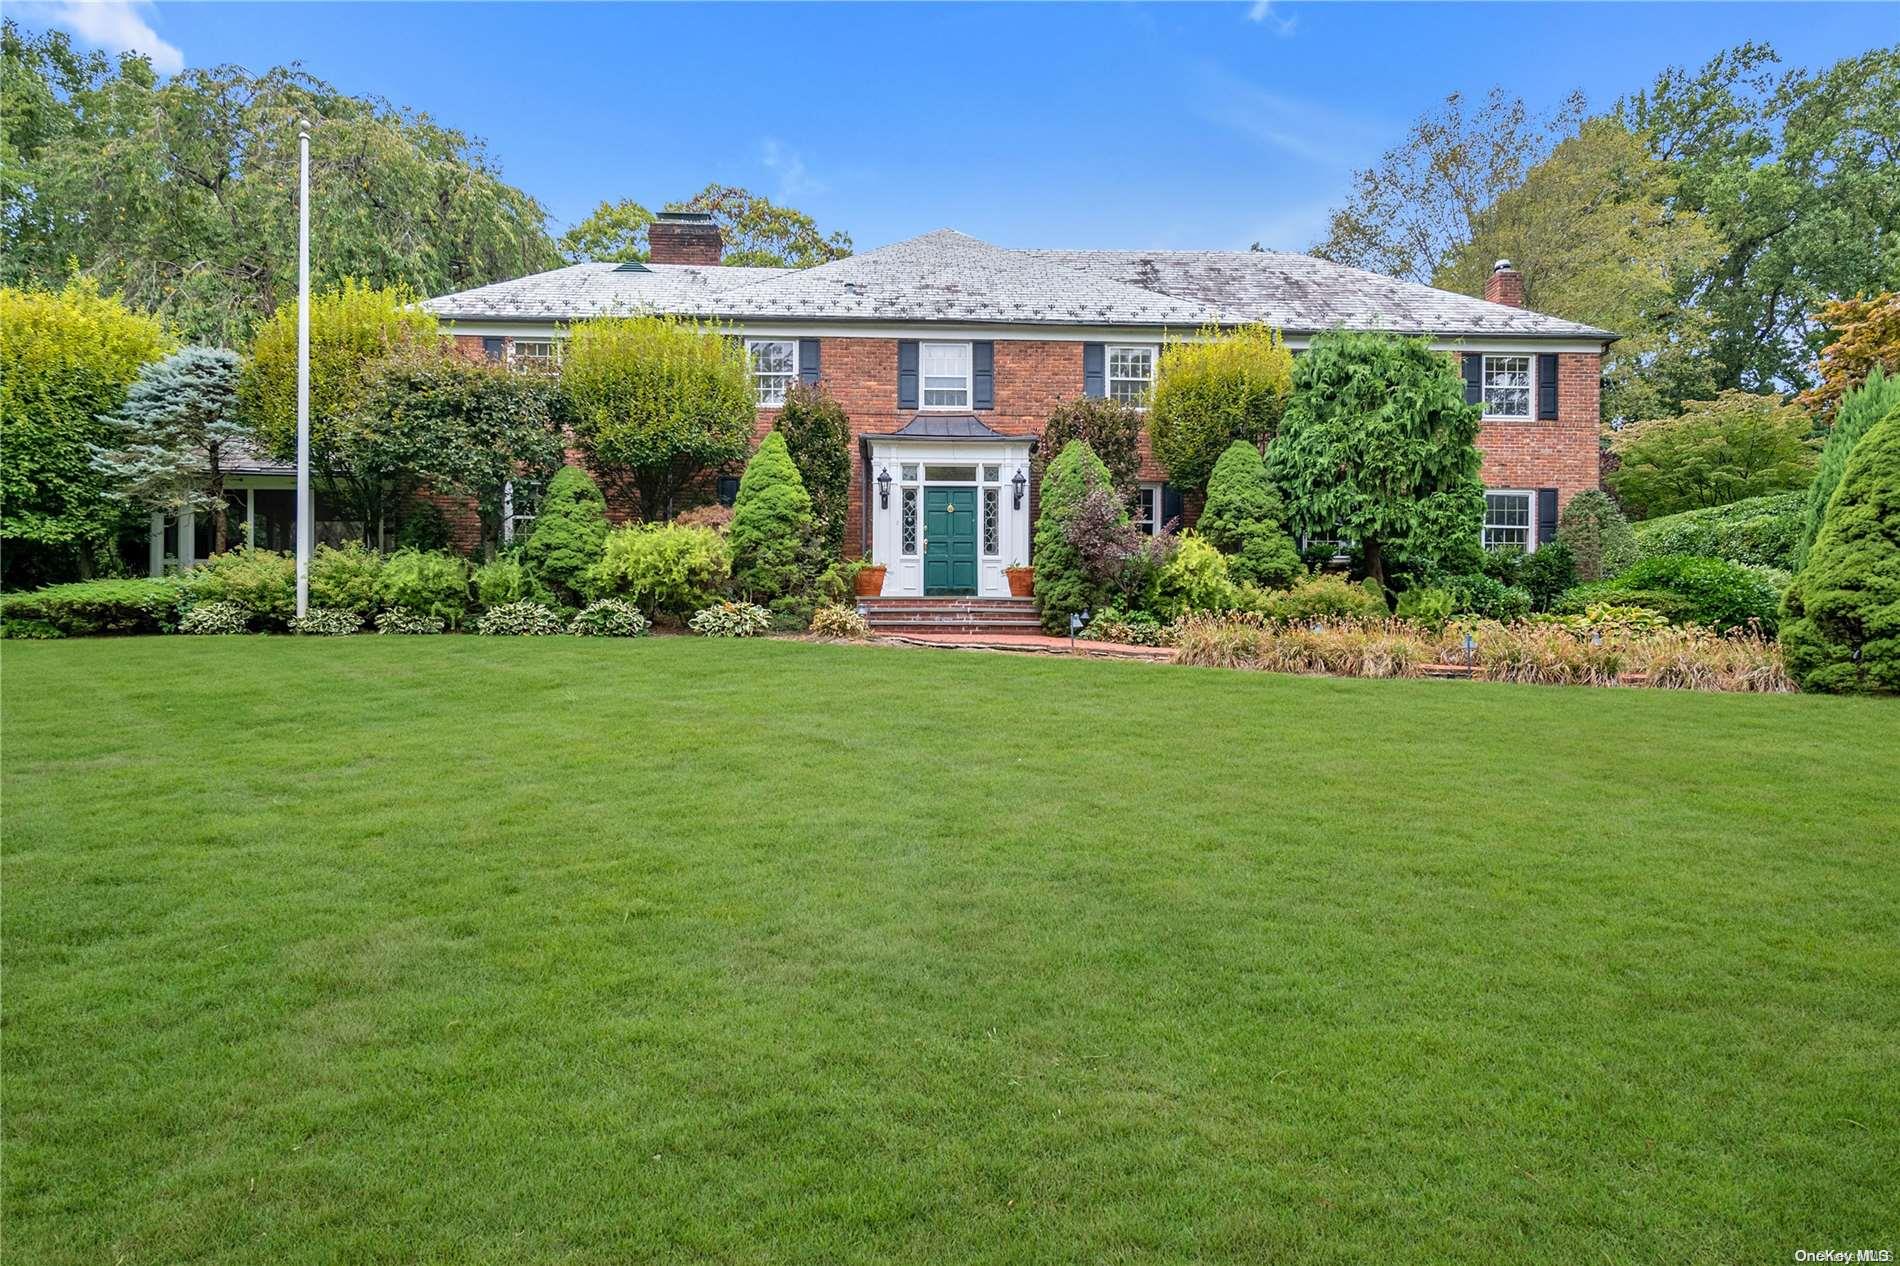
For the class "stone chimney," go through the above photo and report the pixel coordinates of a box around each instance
[648,211,722,266]
[1485,259,1525,308]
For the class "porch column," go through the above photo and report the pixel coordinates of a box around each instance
[246,488,256,547]
[179,509,197,569]
[148,512,164,577]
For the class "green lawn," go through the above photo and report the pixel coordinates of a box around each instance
[4,638,1896,1264]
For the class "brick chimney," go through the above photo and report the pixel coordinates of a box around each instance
[648,211,722,266]
[1485,258,1525,308]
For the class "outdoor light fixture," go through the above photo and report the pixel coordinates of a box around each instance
[1012,468,1027,509]
[877,465,892,508]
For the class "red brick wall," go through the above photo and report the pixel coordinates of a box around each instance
[1468,351,1602,512]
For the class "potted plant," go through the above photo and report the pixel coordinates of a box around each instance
[1004,560,1035,597]
[854,562,888,597]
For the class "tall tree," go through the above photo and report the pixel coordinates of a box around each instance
[0,20,559,345]
[0,279,170,585]
[1798,292,1900,427]
[1147,324,1295,492]
[557,186,852,268]
[1313,88,1586,284]
[1606,390,1817,519]
[92,346,246,552]
[1267,333,1484,588]
[557,199,655,265]
[1435,117,1720,424]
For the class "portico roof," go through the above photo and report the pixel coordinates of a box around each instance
[862,415,1029,442]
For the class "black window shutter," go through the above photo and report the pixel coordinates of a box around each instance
[1160,484,1184,531]
[1537,353,1559,420]
[482,336,504,364]
[1537,488,1559,545]
[1083,343,1105,398]
[799,338,821,386]
[972,341,994,410]
[1462,353,1483,406]
[717,475,741,507]
[897,340,919,410]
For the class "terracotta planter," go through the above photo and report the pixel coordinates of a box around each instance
[1005,567,1035,597]
[853,564,888,597]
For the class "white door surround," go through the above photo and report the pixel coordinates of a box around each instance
[862,419,1034,599]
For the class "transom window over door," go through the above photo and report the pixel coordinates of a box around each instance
[921,342,972,409]
[1483,491,1533,551]
[1482,355,1532,419]
[1107,346,1155,405]
[747,339,797,406]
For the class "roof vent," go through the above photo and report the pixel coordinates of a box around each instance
[612,261,651,273]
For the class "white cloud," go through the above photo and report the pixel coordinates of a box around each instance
[761,138,824,202]
[13,1,185,75]
[1191,62,1382,168]
[1246,1,1297,37]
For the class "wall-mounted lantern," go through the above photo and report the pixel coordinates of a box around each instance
[1011,468,1028,510]
[877,465,892,509]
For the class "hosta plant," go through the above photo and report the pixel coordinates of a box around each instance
[290,607,362,636]
[808,603,869,640]
[689,601,772,638]
[178,600,252,635]
[374,609,445,635]
[568,599,650,637]
[476,601,565,636]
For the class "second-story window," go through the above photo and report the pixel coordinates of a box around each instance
[747,339,798,406]
[921,342,971,409]
[1482,355,1532,419]
[1107,346,1155,405]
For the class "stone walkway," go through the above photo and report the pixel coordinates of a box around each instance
[869,631,1177,661]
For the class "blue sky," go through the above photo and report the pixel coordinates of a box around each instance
[16,1,1889,253]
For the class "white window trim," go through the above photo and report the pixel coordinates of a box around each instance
[919,341,972,412]
[1482,488,1538,553]
[507,338,562,372]
[746,338,799,408]
[1131,482,1163,535]
[1481,353,1534,422]
[1106,344,1157,409]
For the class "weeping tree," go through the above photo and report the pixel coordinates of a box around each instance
[92,347,248,553]
[1268,332,1484,589]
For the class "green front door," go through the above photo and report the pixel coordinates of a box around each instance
[923,487,979,595]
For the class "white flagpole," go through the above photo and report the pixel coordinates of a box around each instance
[295,119,312,619]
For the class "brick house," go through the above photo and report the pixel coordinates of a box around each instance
[413,210,1611,600]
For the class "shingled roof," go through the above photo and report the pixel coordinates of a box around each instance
[424,229,1614,341]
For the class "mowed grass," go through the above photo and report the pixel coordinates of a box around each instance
[3,638,1896,1264]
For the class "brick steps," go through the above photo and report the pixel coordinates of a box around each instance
[859,596,1042,636]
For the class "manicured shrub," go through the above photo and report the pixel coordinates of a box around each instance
[689,600,772,638]
[1038,396,1145,496]
[772,384,853,554]
[1083,608,1172,647]
[1556,490,1640,581]
[290,607,362,636]
[1444,574,1534,621]
[1033,440,1119,632]
[374,609,445,635]
[1795,365,1899,570]
[376,549,470,628]
[1149,324,1295,490]
[1198,440,1302,588]
[1779,408,1900,694]
[178,601,251,635]
[568,598,650,637]
[589,524,731,619]
[185,547,296,627]
[309,542,385,616]
[476,601,565,636]
[472,557,553,610]
[729,432,815,613]
[522,466,610,606]
[809,603,870,640]
[672,503,733,532]
[1154,534,1237,617]
[1394,586,1454,629]
[1257,574,1390,622]
[1518,542,1577,612]
[1568,554,1781,633]
[1634,492,1806,571]
[0,577,187,637]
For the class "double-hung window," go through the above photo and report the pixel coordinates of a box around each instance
[1107,346,1155,406]
[921,342,972,409]
[509,339,560,372]
[747,339,798,407]
[1482,355,1532,419]
[1131,483,1161,535]
[1483,490,1533,552]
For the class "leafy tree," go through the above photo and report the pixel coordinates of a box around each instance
[558,199,655,264]
[772,384,852,555]
[1033,440,1119,633]
[360,348,563,556]
[1435,117,1720,424]
[1038,396,1144,498]
[1148,324,1295,492]
[729,432,815,613]
[1267,333,1484,588]
[561,314,754,520]
[240,280,438,541]
[1778,408,1900,694]
[1198,441,1302,588]
[1606,390,1816,518]
[1797,292,1900,426]
[1314,87,1587,283]
[667,184,851,268]
[0,22,559,346]
[1556,489,1641,581]
[92,347,246,553]
[0,278,170,585]
[1794,365,1900,570]
[522,466,610,607]
[1622,43,1900,394]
